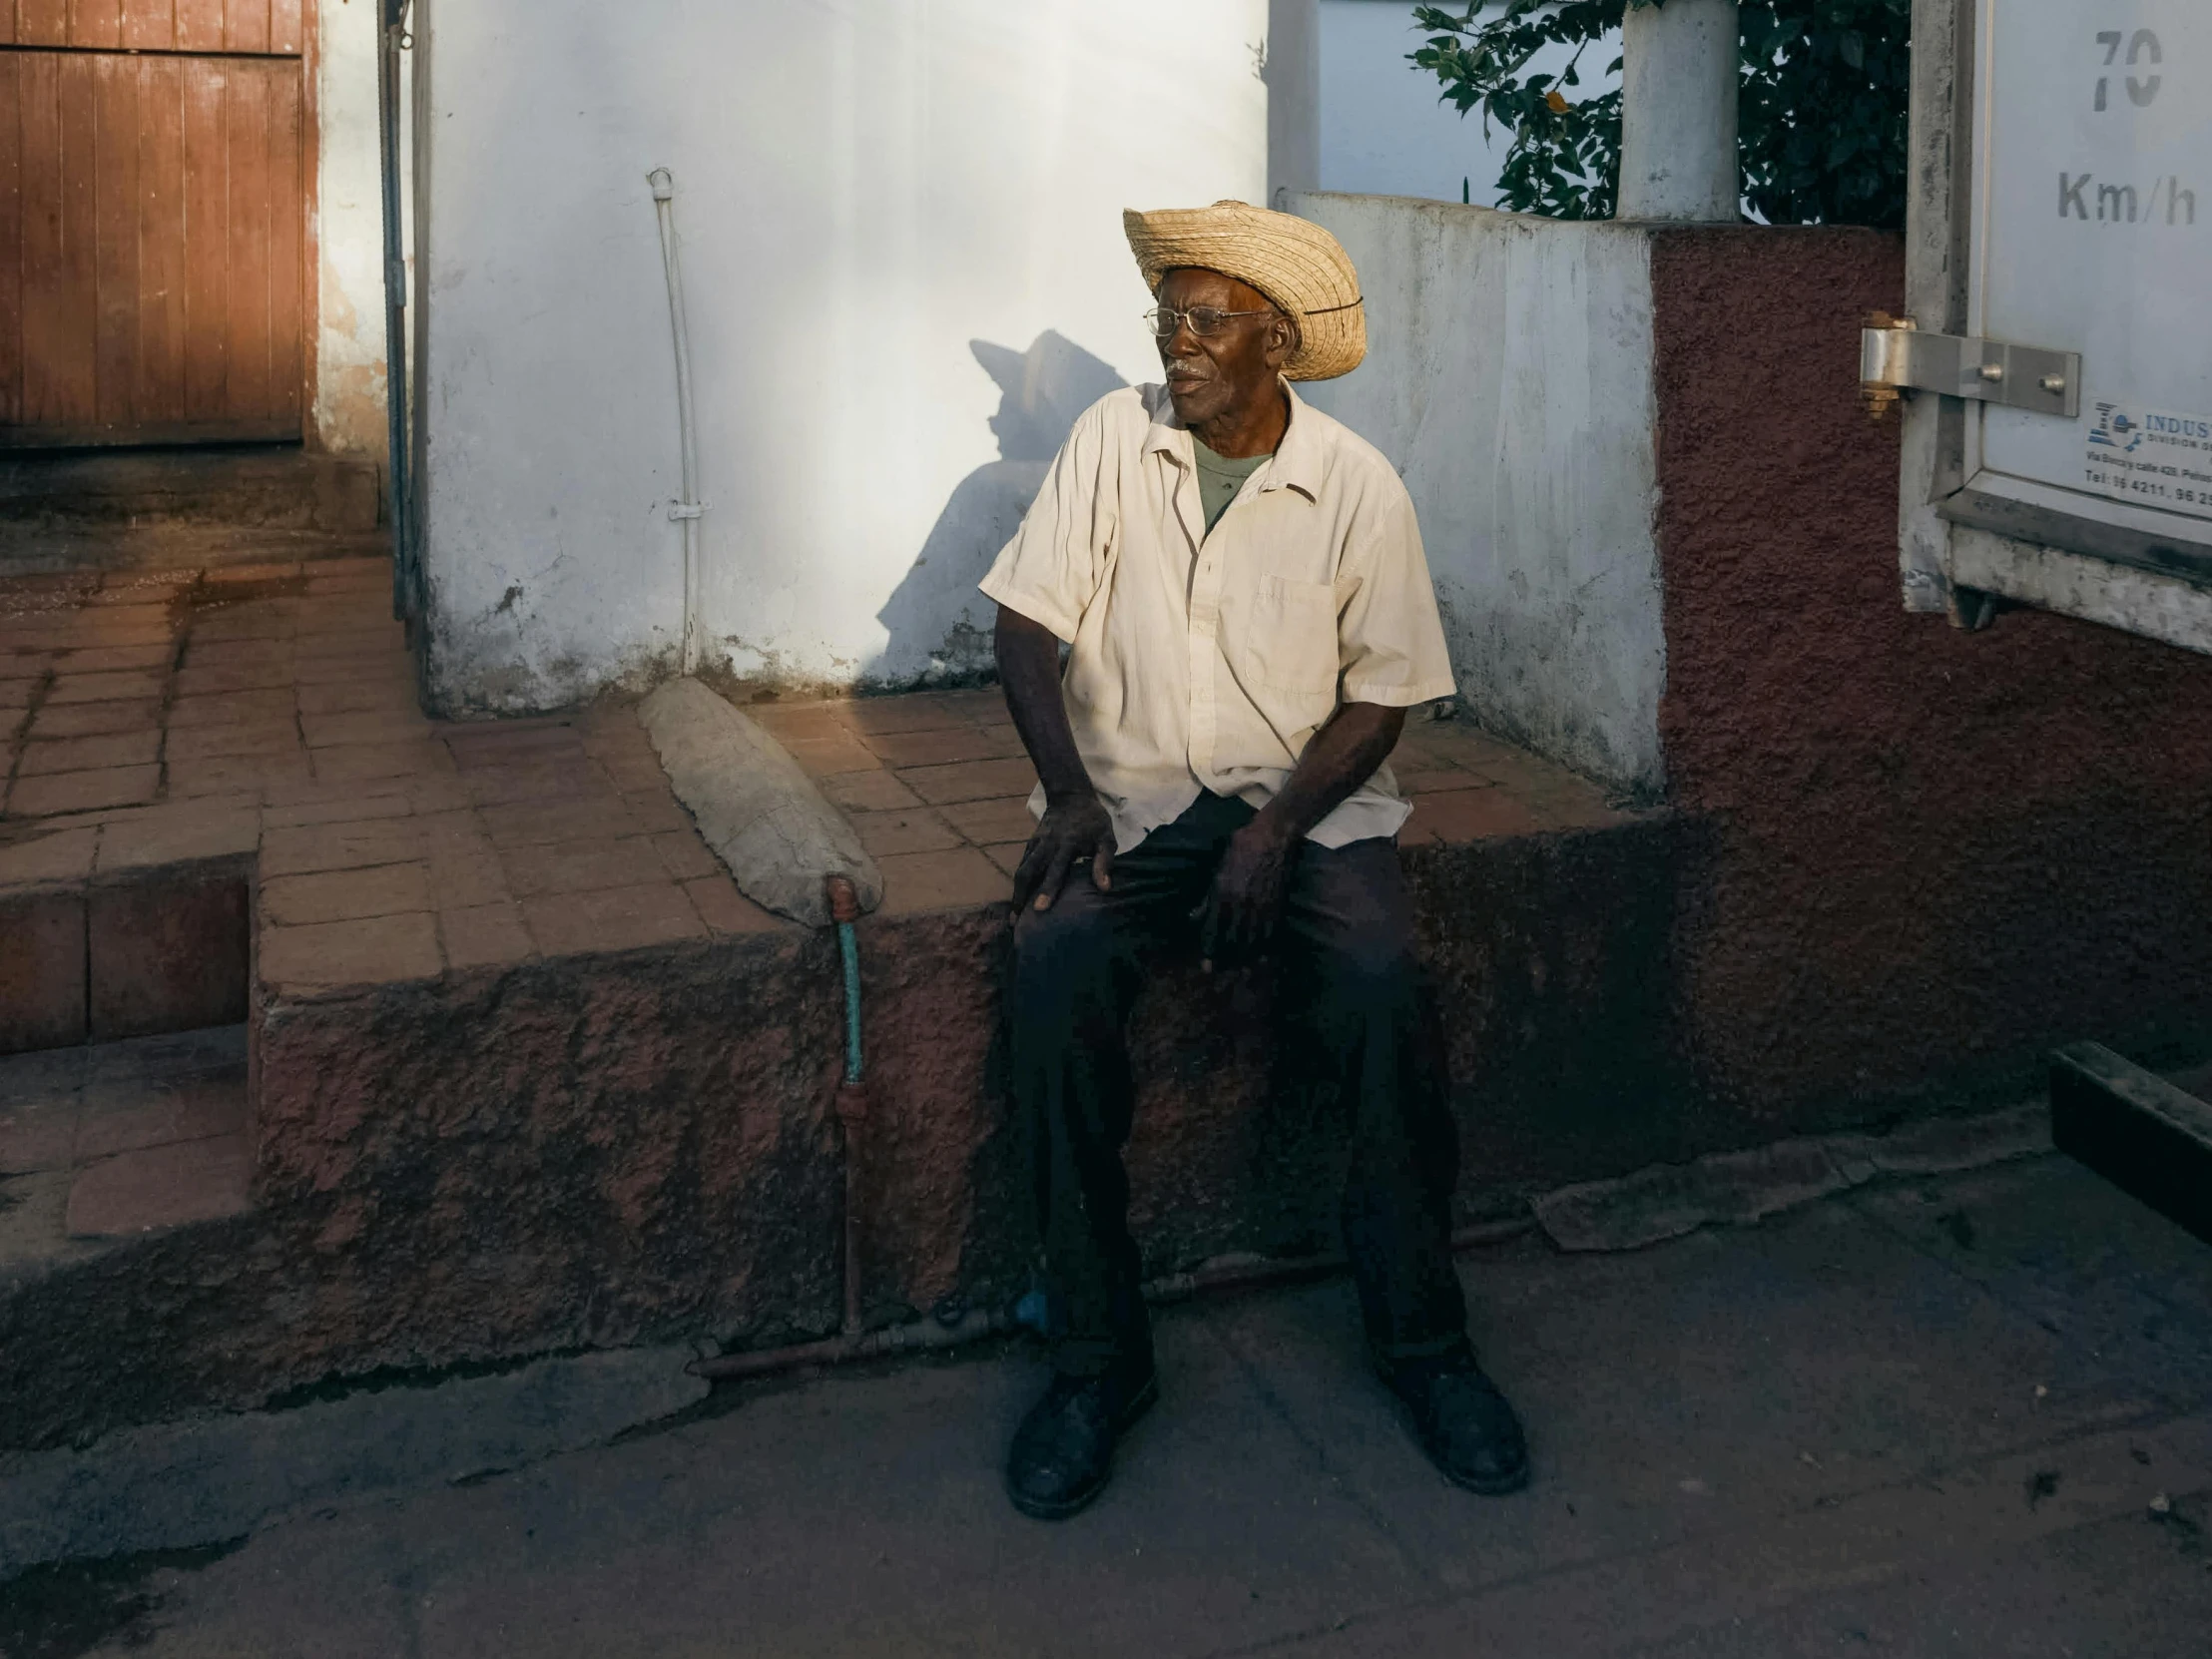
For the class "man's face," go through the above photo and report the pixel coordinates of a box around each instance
[1155,268,1296,430]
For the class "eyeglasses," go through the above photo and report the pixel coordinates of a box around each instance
[1142,304,1279,341]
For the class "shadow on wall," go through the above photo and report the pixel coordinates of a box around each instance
[869,330,1124,687]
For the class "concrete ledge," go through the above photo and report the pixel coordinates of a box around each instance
[0,449,380,533]
[0,928,846,1449]
[0,851,252,1054]
[0,806,1679,1449]
[2052,1043,2212,1247]
[0,451,385,577]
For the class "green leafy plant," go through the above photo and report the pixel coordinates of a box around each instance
[1408,0,1911,227]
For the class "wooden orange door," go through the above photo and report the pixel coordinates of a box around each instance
[0,1,306,446]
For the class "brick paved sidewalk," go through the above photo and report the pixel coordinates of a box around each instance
[2,555,1632,1008]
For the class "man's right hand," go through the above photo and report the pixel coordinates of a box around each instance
[1011,793,1115,914]
[995,603,1112,915]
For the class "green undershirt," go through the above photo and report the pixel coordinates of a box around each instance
[1191,436,1272,535]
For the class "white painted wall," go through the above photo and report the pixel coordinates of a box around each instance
[1291,192,1665,790]
[312,0,396,460]
[1318,0,1619,208]
[412,0,1269,714]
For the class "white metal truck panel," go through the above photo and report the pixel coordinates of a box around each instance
[1972,1,2212,537]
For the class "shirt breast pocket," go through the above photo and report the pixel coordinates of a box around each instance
[1247,575,1341,701]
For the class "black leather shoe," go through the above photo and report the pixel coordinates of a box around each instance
[1004,1364,1158,1520]
[1379,1351,1530,1494]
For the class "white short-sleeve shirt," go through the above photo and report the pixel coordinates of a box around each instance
[979,380,1456,851]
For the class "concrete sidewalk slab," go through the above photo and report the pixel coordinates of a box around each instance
[17,1154,2212,1658]
[0,1347,707,1580]
[1205,1188,2158,1595]
[1244,1412,2212,1656]
[1849,1158,2212,1411]
[78,1311,1424,1659]
[1613,1495,2212,1657]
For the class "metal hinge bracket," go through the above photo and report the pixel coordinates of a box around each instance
[1860,313,2081,422]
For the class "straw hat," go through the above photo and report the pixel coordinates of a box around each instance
[1122,200,1366,381]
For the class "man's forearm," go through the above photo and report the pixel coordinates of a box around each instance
[1250,702,1405,843]
[994,606,1095,803]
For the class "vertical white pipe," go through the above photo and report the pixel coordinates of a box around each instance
[1617,0,1740,221]
[648,168,704,674]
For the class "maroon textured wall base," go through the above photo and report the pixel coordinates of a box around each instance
[0,930,850,1449]
[1648,227,2212,1127]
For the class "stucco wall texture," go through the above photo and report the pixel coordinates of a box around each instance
[0,935,848,1450]
[1648,227,2212,1128]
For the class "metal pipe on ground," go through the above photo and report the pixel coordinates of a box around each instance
[685,1218,1537,1383]
[685,1097,2053,1385]
[688,1307,1009,1382]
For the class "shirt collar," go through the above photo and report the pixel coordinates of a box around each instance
[1142,378,1323,503]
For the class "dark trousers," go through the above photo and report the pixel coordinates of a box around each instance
[1008,791,1468,1378]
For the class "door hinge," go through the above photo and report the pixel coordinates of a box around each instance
[1860,313,2080,422]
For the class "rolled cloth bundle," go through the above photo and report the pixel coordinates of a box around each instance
[1121,199,1366,382]
[639,677,881,928]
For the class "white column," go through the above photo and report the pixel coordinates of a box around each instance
[1616,0,1739,221]
[1265,0,1320,205]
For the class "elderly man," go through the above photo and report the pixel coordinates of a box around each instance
[981,201,1527,1520]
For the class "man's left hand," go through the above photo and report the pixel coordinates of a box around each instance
[1193,819,1299,970]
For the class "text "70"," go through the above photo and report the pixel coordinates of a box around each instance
[2095,30,2162,111]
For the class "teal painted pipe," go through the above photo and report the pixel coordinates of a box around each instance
[837,919,863,1084]
[827,875,868,1337]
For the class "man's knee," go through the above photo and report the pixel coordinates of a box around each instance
[1011,891,1118,1015]
[1306,925,1421,1008]
[1294,841,1422,1003]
